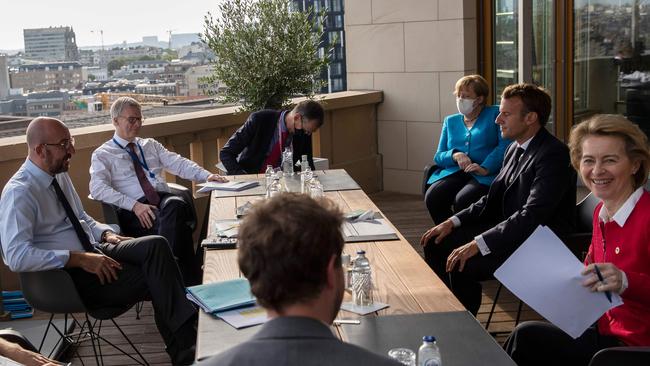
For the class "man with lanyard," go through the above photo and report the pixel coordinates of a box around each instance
[89,97,227,285]
[219,100,325,174]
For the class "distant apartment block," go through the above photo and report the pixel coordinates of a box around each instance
[126,60,169,74]
[0,55,9,99]
[170,33,201,49]
[10,62,84,92]
[134,82,178,96]
[23,26,79,62]
[185,64,223,96]
[99,46,164,66]
[292,0,346,93]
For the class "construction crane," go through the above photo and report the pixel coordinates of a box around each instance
[166,29,177,50]
[91,29,105,65]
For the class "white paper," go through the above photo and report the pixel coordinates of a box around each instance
[340,301,389,315]
[216,305,268,329]
[214,219,240,238]
[494,226,623,338]
[197,181,259,193]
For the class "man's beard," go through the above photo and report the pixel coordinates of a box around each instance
[46,153,71,174]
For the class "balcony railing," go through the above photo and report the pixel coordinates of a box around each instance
[0,90,383,290]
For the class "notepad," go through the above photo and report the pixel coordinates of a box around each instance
[214,219,240,238]
[342,218,399,242]
[186,278,257,314]
[197,181,260,193]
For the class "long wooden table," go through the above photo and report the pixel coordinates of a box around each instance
[197,170,464,361]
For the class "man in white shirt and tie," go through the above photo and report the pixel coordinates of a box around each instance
[89,97,227,285]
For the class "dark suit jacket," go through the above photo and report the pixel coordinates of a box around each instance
[455,127,576,256]
[219,110,314,174]
[198,316,401,366]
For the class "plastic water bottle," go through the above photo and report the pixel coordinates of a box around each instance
[264,165,274,188]
[418,336,441,366]
[300,154,309,172]
[301,165,313,194]
[351,250,373,306]
[281,148,294,176]
[266,174,282,198]
[309,177,323,198]
[341,254,352,290]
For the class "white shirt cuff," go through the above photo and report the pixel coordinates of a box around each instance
[475,235,491,256]
[620,271,628,294]
[449,216,461,228]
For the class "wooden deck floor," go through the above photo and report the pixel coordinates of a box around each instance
[15,191,540,364]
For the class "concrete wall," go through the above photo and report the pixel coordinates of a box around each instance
[345,0,477,194]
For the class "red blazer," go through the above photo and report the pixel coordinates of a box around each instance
[589,191,650,346]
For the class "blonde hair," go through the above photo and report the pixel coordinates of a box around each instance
[454,75,489,106]
[569,114,650,189]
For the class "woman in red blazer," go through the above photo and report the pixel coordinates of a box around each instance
[505,114,650,365]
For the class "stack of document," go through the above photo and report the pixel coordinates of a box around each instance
[2,290,33,319]
[197,180,260,193]
[342,216,399,242]
[186,278,256,313]
[186,278,267,328]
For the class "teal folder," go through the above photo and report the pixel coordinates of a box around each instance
[186,278,256,314]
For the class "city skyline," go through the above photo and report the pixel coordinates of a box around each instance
[0,0,222,52]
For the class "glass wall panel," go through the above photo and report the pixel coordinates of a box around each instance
[574,0,650,134]
[494,0,519,100]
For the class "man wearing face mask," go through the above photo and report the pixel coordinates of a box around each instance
[424,75,510,225]
[219,100,324,175]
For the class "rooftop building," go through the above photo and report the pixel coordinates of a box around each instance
[9,62,84,93]
[23,26,79,62]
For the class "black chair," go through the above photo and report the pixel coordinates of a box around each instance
[589,347,650,366]
[19,270,149,365]
[422,164,438,196]
[485,192,600,332]
[95,181,201,300]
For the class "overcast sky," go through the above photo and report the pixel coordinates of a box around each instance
[1,0,223,51]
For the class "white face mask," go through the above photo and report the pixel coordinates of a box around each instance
[456,97,476,116]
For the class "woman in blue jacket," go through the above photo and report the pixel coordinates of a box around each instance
[425,75,510,224]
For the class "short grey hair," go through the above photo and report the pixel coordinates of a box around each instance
[110,97,141,120]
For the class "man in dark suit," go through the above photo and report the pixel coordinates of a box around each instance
[219,100,324,174]
[198,194,399,366]
[420,83,576,315]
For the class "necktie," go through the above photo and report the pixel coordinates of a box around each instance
[127,143,160,206]
[51,178,95,252]
[507,147,525,184]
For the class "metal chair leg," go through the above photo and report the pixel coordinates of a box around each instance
[485,283,503,330]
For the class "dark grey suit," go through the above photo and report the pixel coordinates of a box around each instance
[197,316,401,366]
[425,127,577,314]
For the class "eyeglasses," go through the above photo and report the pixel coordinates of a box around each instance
[119,116,144,124]
[42,137,75,150]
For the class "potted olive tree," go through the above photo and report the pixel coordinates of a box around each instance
[202,0,331,111]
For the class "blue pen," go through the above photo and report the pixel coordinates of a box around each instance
[593,265,612,303]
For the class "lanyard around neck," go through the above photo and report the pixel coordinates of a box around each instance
[112,138,155,179]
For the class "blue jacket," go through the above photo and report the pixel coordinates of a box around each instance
[428,105,510,186]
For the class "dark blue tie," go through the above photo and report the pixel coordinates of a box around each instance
[51,178,94,252]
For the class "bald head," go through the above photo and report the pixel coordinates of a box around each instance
[26,117,69,150]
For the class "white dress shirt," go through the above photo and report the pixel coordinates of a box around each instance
[0,159,117,272]
[450,136,534,256]
[89,134,212,210]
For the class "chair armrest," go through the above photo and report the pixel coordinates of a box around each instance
[589,346,650,366]
[167,183,197,230]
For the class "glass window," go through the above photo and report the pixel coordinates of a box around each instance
[574,0,650,135]
[494,0,518,100]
